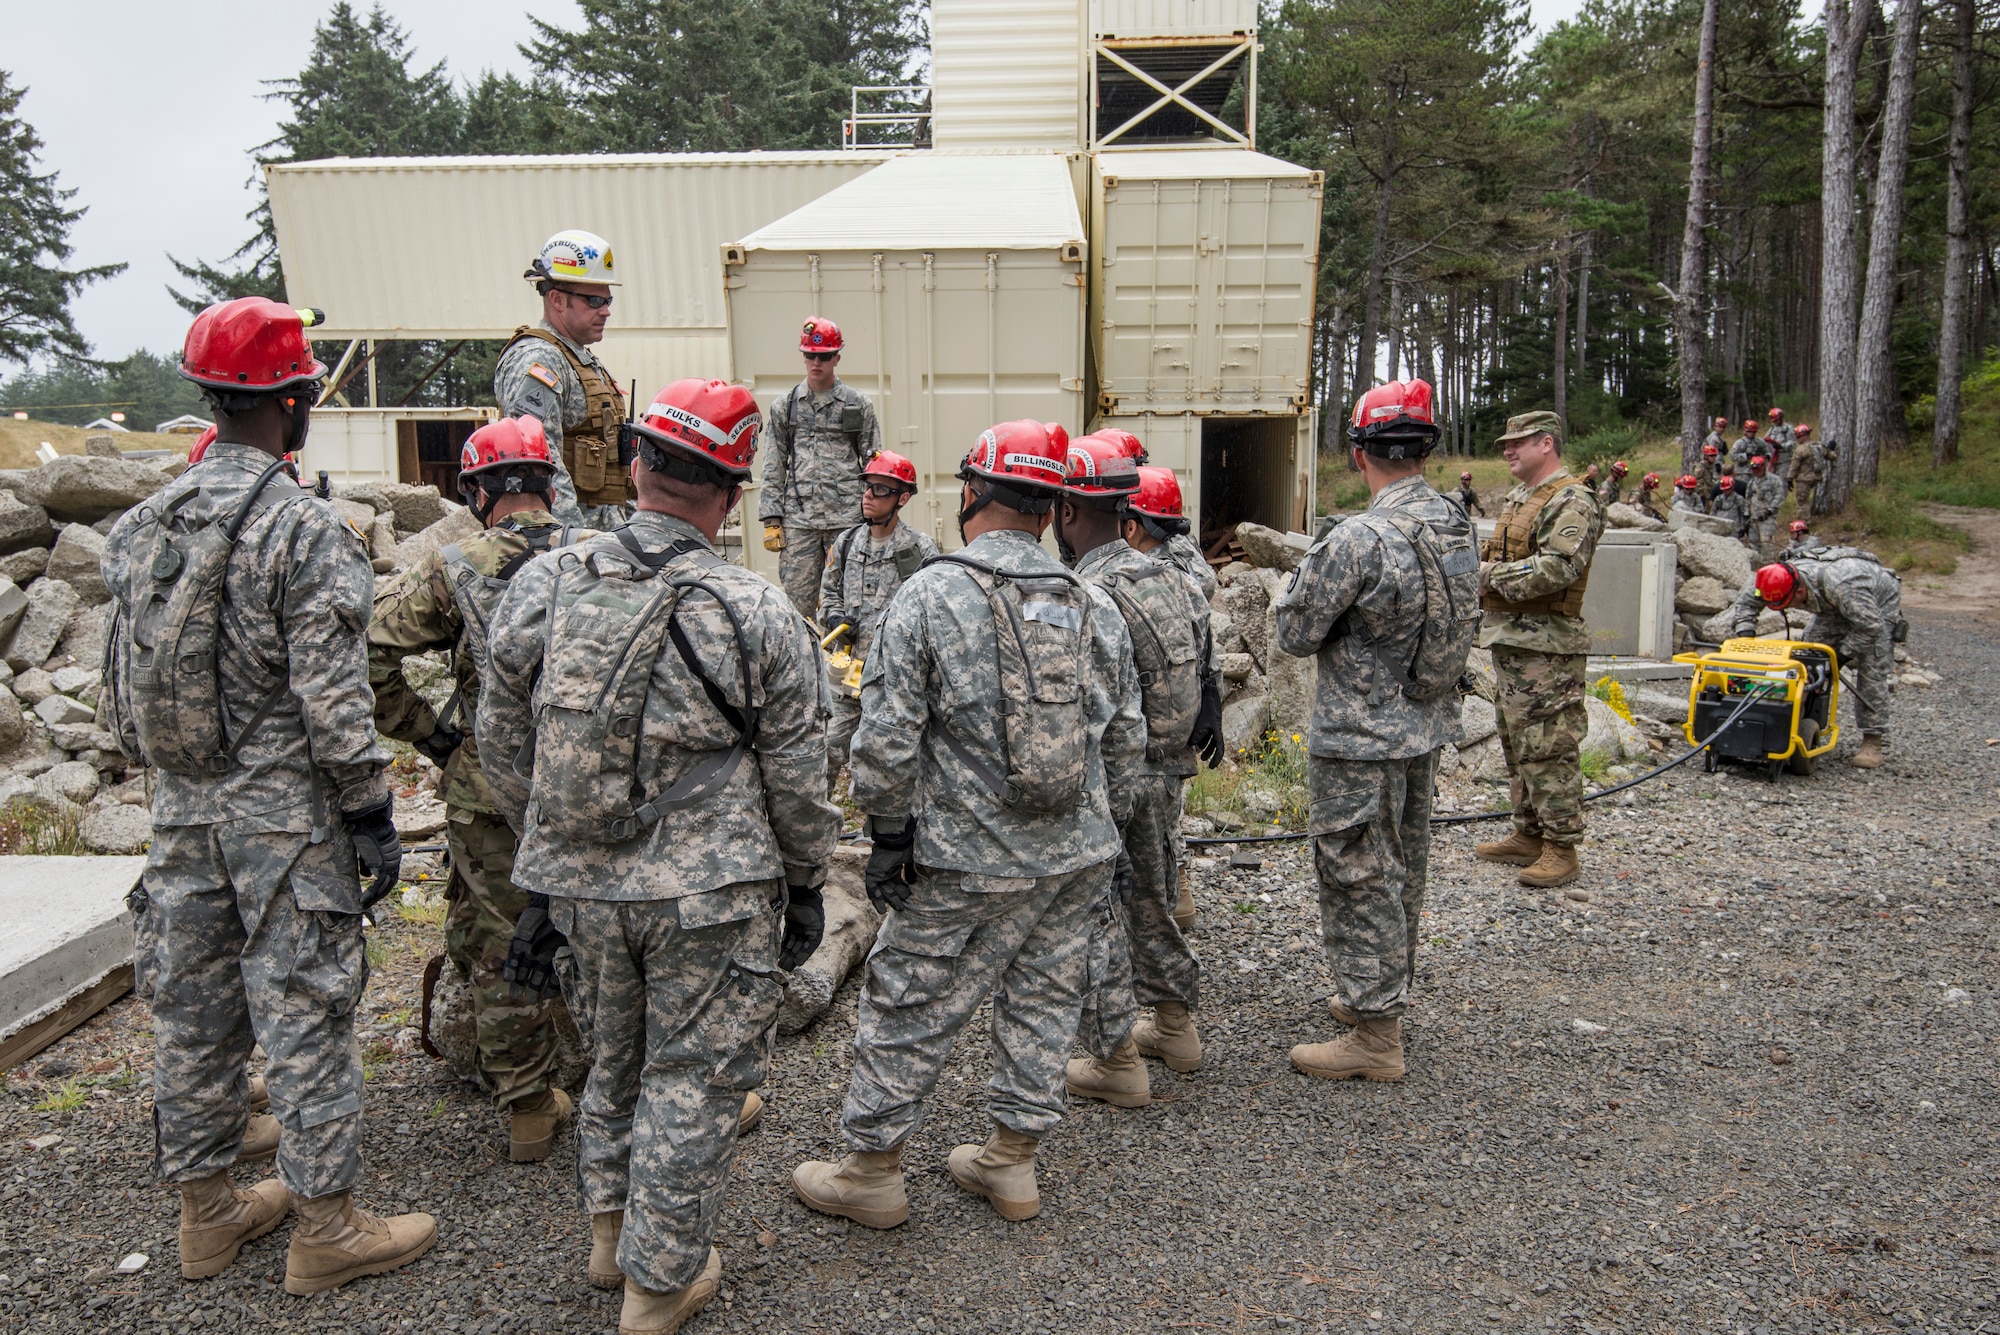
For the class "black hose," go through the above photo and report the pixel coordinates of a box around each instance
[1186,681,1783,847]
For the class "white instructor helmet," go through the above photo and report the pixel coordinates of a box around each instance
[525,229,621,287]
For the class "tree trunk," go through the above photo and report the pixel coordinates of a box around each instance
[1854,0,1922,487]
[1552,247,1571,424]
[1934,0,1975,466]
[1675,0,1722,473]
[1575,232,1592,386]
[1386,278,1404,381]
[1819,0,1877,511]
[1324,297,1352,454]
[1356,167,1395,388]
[1414,287,1438,388]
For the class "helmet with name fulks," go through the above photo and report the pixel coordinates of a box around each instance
[628,379,761,486]
[1347,379,1440,459]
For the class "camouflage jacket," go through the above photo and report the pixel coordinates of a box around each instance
[1710,490,1748,533]
[1671,490,1708,515]
[1276,474,1468,760]
[493,320,610,525]
[101,440,388,829]
[817,518,941,661]
[755,380,883,530]
[1728,435,1759,470]
[850,527,1145,878]
[1694,457,1719,493]
[1786,439,1826,484]
[368,507,575,814]
[1075,538,1210,779]
[476,510,840,900]
[1160,531,1218,601]
[1727,552,1899,640]
[1745,473,1787,522]
[1702,430,1727,457]
[1454,482,1485,517]
[1596,477,1624,507]
[1477,467,1605,657]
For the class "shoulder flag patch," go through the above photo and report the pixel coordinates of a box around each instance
[526,363,559,389]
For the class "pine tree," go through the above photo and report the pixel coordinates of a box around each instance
[0,71,125,368]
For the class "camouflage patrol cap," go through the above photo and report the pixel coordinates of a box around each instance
[1496,410,1565,447]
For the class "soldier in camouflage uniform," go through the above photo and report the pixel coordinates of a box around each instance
[1711,474,1750,540]
[477,378,839,1333]
[1702,416,1729,460]
[792,419,1144,1230]
[1057,443,1214,1110]
[494,229,630,529]
[1694,442,1722,506]
[1597,460,1629,507]
[1742,456,1787,560]
[758,317,885,620]
[103,298,434,1292]
[1761,407,1796,475]
[368,416,582,1162]
[1275,379,1477,1083]
[818,449,940,793]
[1632,471,1665,520]
[1726,551,1904,770]
[1472,410,1605,890]
[1785,425,1824,517]
[1728,419,1760,478]
[1455,470,1486,517]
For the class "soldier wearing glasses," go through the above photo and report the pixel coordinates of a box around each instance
[495,229,632,528]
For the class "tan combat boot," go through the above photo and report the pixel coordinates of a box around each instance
[177,1170,292,1280]
[1131,1001,1204,1073]
[947,1125,1041,1221]
[791,1148,909,1229]
[509,1088,573,1163]
[1328,996,1359,1027]
[590,1211,625,1289]
[1518,842,1581,888]
[248,1074,269,1116]
[739,1091,764,1134]
[1475,831,1543,866]
[1065,1036,1152,1107]
[1290,1016,1405,1082]
[241,1113,281,1162]
[283,1192,437,1294]
[1851,733,1884,769]
[619,1247,721,1335]
[1171,881,1197,931]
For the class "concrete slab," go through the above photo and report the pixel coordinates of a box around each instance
[0,856,143,1068]
[1588,658,1695,684]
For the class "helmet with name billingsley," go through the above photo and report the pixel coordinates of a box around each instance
[958,419,1069,518]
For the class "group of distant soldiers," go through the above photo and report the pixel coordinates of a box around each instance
[106,222,1906,1335]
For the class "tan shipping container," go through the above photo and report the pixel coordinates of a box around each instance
[724,154,1089,583]
[1089,0,1257,36]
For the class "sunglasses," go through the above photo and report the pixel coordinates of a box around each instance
[557,288,614,310]
[864,482,905,499]
[803,350,838,362]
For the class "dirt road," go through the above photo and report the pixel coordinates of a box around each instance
[1903,505,2000,619]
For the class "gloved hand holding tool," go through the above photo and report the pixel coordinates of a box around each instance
[865,815,917,914]
[776,870,826,970]
[1112,850,1137,907]
[503,892,567,1001]
[346,800,404,909]
[763,524,786,553]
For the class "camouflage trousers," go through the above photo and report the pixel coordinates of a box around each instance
[445,809,556,1111]
[842,861,1107,1152]
[779,525,846,623]
[146,824,367,1199]
[1077,774,1201,1059]
[826,695,862,796]
[1492,646,1589,847]
[1748,518,1779,562]
[1809,613,1895,737]
[552,885,783,1294]
[1308,752,1439,1019]
[1792,475,1820,517]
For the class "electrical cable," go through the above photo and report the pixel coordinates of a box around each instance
[1184,681,1784,848]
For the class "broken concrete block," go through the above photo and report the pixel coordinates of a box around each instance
[0,577,26,647]
[0,491,51,557]
[33,694,94,727]
[0,856,147,1066]
[80,803,152,855]
[44,524,108,605]
[0,548,48,585]
[35,759,99,805]
[5,579,77,673]
[777,847,880,1035]
[12,455,169,523]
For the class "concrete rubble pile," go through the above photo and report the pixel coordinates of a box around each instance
[1603,501,1808,647]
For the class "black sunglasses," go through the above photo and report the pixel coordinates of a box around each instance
[557,288,614,310]
[803,350,837,362]
[864,482,905,499]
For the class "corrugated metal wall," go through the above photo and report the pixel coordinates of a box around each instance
[1089,0,1257,36]
[266,154,886,340]
[930,0,1086,149]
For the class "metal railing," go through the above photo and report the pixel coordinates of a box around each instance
[843,84,933,150]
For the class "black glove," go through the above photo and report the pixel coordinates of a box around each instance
[414,721,464,768]
[502,892,567,1001]
[345,800,403,910]
[1112,851,1136,907]
[1188,675,1224,768]
[776,874,826,971]
[865,815,917,914]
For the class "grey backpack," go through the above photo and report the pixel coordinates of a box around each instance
[1093,560,1201,761]
[1348,509,1481,705]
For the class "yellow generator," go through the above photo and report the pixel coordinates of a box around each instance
[1670,638,1840,780]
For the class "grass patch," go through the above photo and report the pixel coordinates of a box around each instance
[0,799,87,856]
[1185,728,1310,830]
[395,897,447,928]
[1579,750,1612,782]
[31,1079,89,1113]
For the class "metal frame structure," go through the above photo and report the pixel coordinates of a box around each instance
[1091,34,1255,148]
[844,84,934,150]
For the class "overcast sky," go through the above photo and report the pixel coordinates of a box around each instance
[10,0,1608,366]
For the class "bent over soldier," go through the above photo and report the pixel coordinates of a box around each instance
[478,379,839,1333]
[792,419,1144,1232]
[104,298,433,1292]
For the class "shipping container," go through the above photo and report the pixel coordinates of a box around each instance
[305,406,498,487]
[930,0,1087,149]
[1089,0,1256,37]
[1092,410,1315,555]
[1090,148,1322,416]
[724,154,1089,581]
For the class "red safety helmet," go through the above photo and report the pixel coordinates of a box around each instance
[187,424,218,464]
[1749,455,1768,474]
[1127,465,1190,537]
[1789,519,1810,536]
[800,317,842,354]
[1611,460,1628,475]
[1742,419,1758,432]
[460,415,555,479]
[1756,562,1801,608]
[1676,474,1699,489]
[1713,416,1728,429]
[1348,379,1439,458]
[1702,443,1719,458]
[1642,471,1660,488]
[1718,474,1736,492]
[861,449,918,490]
[1062,435,1140,506]
[1768,407,1784,420]
[1795,424,1812,438]
[180,298,328,394]
[1094,427,1148,464]
[959,420,1068,518]
[630,379,761,478]
[1459,470,1473,483]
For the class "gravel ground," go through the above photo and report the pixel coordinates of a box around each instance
[2,605,1995,1335]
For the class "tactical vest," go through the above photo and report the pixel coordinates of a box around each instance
[434,518,577,723]
[504,326,629,507]
[1091,558,1201,762]
[930,554,1092,813]
[1480,475,1592,618]
[111,458,316,776]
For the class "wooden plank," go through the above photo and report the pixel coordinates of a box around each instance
[0,968,133,1074]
